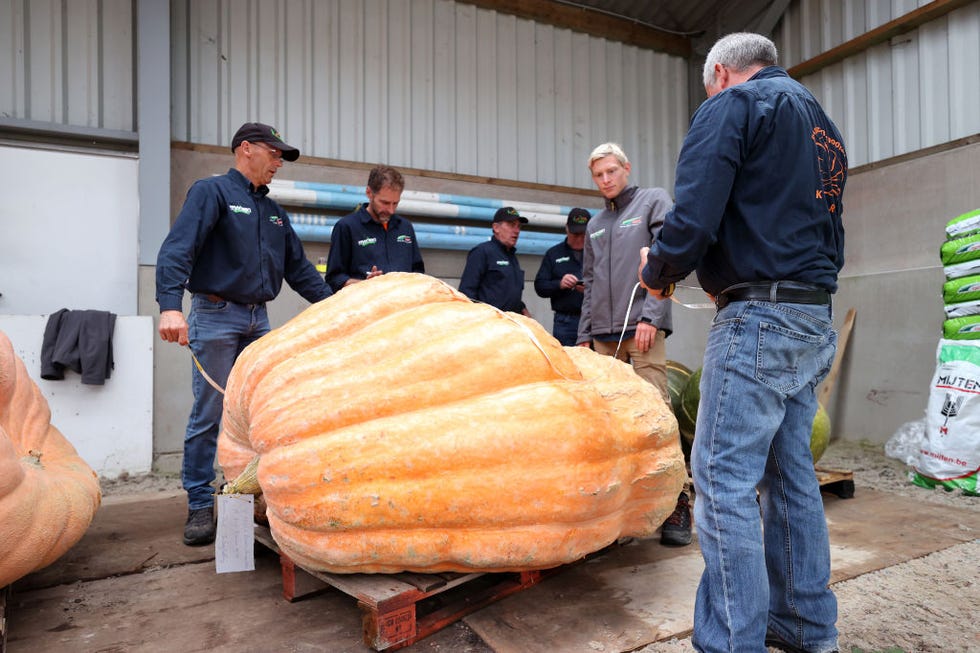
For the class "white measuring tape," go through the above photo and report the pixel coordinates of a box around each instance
[613,282,714,358]
[188,282,714,393]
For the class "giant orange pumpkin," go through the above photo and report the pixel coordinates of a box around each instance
[218,273,685,574]
[0,330,101,588]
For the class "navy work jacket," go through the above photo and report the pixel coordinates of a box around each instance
[325,207,425,291]
[643,66,847,296]
[156,168,331,311]
[459,237,526,313]
[534,239,584,315]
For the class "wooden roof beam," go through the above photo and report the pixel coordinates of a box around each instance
[455,0,693,58]
[788,0,975,79]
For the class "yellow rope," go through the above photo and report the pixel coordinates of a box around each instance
[189,346,226,395]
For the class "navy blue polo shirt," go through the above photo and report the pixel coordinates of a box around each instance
[325,207,425,291]
[644,67,846,296]
[155,168,331,311]
[459,237,526,313]
[534,239,584,315]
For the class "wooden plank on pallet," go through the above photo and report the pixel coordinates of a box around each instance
[816,467,855,499]
[253,523,565,651]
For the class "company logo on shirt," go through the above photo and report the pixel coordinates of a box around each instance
[268,215,283,227]
[590,228,606,240]
[620,216,642,228]
[496,260,510,266]
[229,205,252,215]
[396,235,413,244]
[811,126,846,217]
[358,237,378,247]
[555,256,571,264]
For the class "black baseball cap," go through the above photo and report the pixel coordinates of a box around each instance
[231,122,300,161]
[493,207,528,224]
[566,208,591,233]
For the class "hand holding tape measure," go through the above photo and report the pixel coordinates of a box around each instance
[637,247,714,310]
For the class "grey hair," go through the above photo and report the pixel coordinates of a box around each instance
[588,142,629,169]
[702,32,778,88]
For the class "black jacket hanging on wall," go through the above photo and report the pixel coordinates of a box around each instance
[41,309,116,385]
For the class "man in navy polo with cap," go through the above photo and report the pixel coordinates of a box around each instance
[325,165,425,292]
[459,207,530,314]
[156,121,331,546]
[534,208,591,345]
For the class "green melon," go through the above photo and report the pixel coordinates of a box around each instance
[666,360,694,460]
[810,402,831,463]
[679,367,702,447]
[679,367,832,464]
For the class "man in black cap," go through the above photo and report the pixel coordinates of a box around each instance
[459,207,530,314]
[156,121,331,546]
[534,208,591,345]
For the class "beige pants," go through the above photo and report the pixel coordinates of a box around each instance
[592,331,669,406]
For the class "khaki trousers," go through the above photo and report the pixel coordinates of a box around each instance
[592,330,669,406]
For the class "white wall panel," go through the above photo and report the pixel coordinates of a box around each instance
[776,0,980,168]
[170,0,688,191]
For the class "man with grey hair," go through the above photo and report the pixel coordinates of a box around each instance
[580,141,692,547]
[639,32,846,653]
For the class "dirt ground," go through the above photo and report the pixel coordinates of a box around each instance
[635,439,980,653]
[96,439,979,653]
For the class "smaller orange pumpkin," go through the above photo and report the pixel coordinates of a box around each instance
[0,330,101,587]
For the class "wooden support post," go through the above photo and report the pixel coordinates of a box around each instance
[818,307,856,411]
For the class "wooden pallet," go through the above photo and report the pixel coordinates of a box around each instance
[816,467,855,499]
[254,525,561,651]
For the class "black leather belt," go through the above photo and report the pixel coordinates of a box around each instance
[715,282,831,310]
[199,293,265,308]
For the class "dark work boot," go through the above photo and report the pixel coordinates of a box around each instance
[765,629,839,653]
[660,490,692,546]
[183,506,215,546]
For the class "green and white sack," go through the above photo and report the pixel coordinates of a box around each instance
[941,233,980,266]
[944,259,980,280]
[945,298,980,319]
[943,315,980,339]
[942,275,980,304]
[914,339,980,495]
[945,208,980,240]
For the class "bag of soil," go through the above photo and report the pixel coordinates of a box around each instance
[942,275,980,305]
[914,339,980,495]
[941,232,980,266]
[945,299,980,319]
[943,315,980,339]
[945,208,980,240]
[944,259,980,280]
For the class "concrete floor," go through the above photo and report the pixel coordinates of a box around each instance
[4,487,978,653]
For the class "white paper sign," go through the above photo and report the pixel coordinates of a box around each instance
[215,494,255,573]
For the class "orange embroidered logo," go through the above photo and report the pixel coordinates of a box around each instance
[812,127,846,214]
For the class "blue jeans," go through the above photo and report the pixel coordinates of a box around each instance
[552,312,581,347]
[691,300,838,653]
[183,295,269,510]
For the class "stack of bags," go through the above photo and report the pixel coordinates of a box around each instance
[941,208,980,338]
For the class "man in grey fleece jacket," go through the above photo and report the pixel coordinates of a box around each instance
[579,142,691,547]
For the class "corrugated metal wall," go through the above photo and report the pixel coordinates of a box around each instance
[775,0,980,167]
[169,0,689,190]
[0,0,135,131]
[5,0,978,183]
